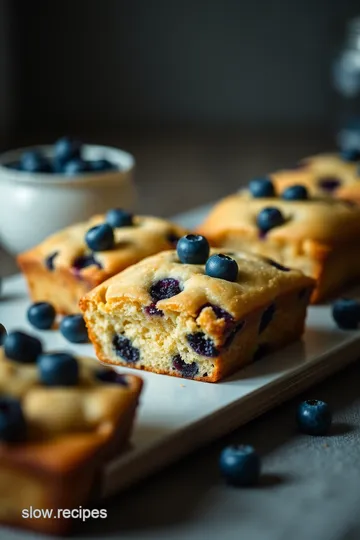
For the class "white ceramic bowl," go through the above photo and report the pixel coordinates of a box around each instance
[0,144,136,255]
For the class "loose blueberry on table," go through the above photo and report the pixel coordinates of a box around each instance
[249,177,275,198]
[0,396,27,443]
[85,223,115,252]
[256,207,285,233]
[37,352,79,386]
[332,298,360,330]
[219,444,261,486]
[4,331,43,363]
[205,254,239,282]
[176,234,210,264]
[106,208,134,228]
[60,315,89,344]
[297,399,332,436]
[0,323,6,346]
[27,302,56,330]
[281,184,309,201]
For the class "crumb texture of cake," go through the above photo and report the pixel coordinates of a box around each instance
[17,213,187,314]
[80,249,314,383]
[0,344,142,534]
[271,152,360,200]
[197,193,360,302]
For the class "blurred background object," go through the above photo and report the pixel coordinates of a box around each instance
[1,0,360,216]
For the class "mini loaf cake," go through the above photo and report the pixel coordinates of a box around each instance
[0,327,142,535]
[197,185,360,302]
[271,152,360,201]
[80,236,314,383]
[17,209,187,314]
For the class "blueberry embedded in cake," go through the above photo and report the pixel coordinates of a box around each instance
[80,243,314,383]
[0,328,143,534]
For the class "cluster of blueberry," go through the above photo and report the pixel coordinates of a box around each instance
[84,208,133,252]
[27,302,88,344]
[220,399,332,486]
[6,137,117,175]
[0,325,126,442]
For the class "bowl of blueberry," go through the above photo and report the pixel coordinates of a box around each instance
[0,137,136,254]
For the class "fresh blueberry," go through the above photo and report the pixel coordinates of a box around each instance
[20,150,51,173]
[259,303,276,334]
[265,258,290,272]
[205,254,238,282]
[281,184,309,201]
[54,136,82,164]
[72,254,103,270]
[63,158,89,175]
[27,302,56,330]
[85,223,115,252]
[4,331,42,363]
[187,333,219,357]
[106,208,134,228]
[144,303,164,317]
[0,324,7,346]
[60,315,89,343]
[112,335,140,363]
[297,399,332,435]
[249,177,275,198]
[89,159,116,172]
[340,148,360,162]
[332,298,360,330]
[0,396,27,443]
[150,278,182,302]
[256,207,285,233]
[45,251,59,271]
[219,445,261,486]
[318,177,341,192]
[176,234,210,265]
[95,369,128,386]
[172,355,199,378]
[37,352,79,387]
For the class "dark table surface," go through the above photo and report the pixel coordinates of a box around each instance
[2,128,359,540]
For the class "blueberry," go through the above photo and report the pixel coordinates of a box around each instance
[112,335,140,363]
[0,324,7,346]
[340,148,360,162]
[205,254,238,282]
[144,303,164,317]
[89,159,116,172]
[256,207,285,233]
[95,369,128,386]
[20,150,51,173]
[106,208,134,228]
[332,298,360,330]
[37,352,79,387]
[176,234,210,265]
[172,355,199,378]
[63,158,89,175]
[27,302,56,330]
[0,396,26,443]
[60,315,89,343]
[249,177,275,198]
[219,445,261,486]
[4,331,43,363]
[150,278,182,302]
[72,254,103,270]
[54,136,82,164]
[187,333,219,357]
[297,399,332,435]
[318,177,341,192]
[281,184,309,201]
[45,251,59,271]
[85,224,115,252]
[259,303,276,334]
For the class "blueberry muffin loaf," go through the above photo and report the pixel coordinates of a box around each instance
[80,236,314,383]
[271,151,360,201]
[197,185,360,302]
[0,326,142,535]
[17,209,187,314]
